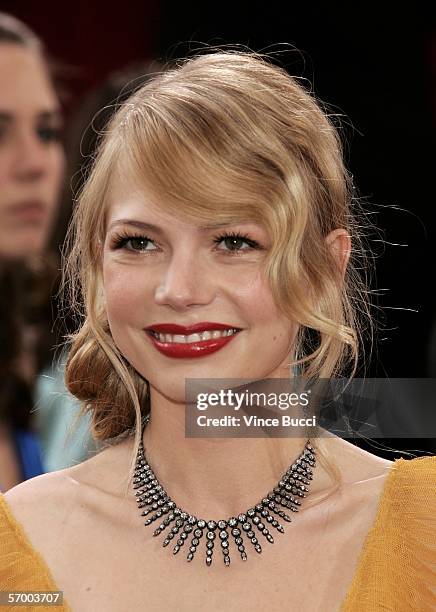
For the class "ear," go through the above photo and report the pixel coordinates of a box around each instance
[325,228,351,279]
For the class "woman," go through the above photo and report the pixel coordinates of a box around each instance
[0,13,65,490]
[1,51,435,611]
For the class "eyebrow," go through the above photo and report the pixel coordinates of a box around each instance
[0,110,63,123]
[107,219,255,234]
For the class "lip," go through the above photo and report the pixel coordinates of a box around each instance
[146,322,242,334]
[7,201,48,222]
[145,329,240,359]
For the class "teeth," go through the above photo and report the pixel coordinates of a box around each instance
[189,333,202,343]
[153,329,238,344]
[173,334,187,343]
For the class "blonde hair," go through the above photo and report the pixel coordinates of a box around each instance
[62,50,373,495]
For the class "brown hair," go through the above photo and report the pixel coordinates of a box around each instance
[0,13,63,430]
[0,12,42,50]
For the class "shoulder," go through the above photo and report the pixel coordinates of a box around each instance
[312,434,394,491]
[341,455,436,610]
[0,470,77,590]
[0,444,127,584]
[368,453,436,520]
[381,454,436,522]
[364,453,436,577]
[390,453,436,482]
[365,454,436,537]
[4,434,135,535]
[5,464,78,504]
[319,436,436,501]
[3,469,79,545]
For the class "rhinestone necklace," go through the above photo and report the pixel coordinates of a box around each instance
[133,413,317,566]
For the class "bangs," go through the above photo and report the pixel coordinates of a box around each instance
[111,85,292,232]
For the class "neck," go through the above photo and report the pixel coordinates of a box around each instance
[141,387,330,521]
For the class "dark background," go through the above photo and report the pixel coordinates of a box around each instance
[3,1,435,453]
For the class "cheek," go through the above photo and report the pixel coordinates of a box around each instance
[239,273,282,324]
[242,275,296,347]
[103,265,147,326]
[48,148,65,194]
[0,150,14,188]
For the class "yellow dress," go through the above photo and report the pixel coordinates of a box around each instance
[0,456,435,612]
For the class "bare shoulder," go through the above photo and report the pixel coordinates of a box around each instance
[337,436,393,477]
[6,458,76,504]
[4,432,131,520]
[3,468,80,560]
[313,432,394,491]
[4,438,135,569]
[5,468,76,519]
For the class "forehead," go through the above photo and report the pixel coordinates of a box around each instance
[0,43,58,111]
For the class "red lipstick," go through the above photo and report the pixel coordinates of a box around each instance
[146,322,241,334]
[145,322,242,359]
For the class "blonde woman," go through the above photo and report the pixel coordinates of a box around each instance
[1,51,435,611]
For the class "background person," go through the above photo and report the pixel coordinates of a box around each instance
[0,13,64,490]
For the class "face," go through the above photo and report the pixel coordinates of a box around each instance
[0,44,65,258]
[102,172,299,403]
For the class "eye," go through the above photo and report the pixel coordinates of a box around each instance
[36,125,63,143]
[112,234,157,252]
[110,230,263,255]
[213,232,261,253]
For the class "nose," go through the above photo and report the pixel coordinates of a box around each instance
[12,130,48,183]
[154,248,215,310]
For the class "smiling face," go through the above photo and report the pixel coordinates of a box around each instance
[102,171,298,402]
[0,43,64,258]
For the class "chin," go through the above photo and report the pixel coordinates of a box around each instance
[0,242,45,259]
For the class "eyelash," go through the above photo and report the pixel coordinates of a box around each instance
[111,231,262,255]
[37,126,63,143]
[0,125,63,144]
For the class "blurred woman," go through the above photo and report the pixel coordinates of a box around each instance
[0,13,64,259]
[0,12,64,490]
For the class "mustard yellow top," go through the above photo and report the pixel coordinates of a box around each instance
[0,456,435,612]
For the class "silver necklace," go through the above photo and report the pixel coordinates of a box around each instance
[133,413,317,566]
